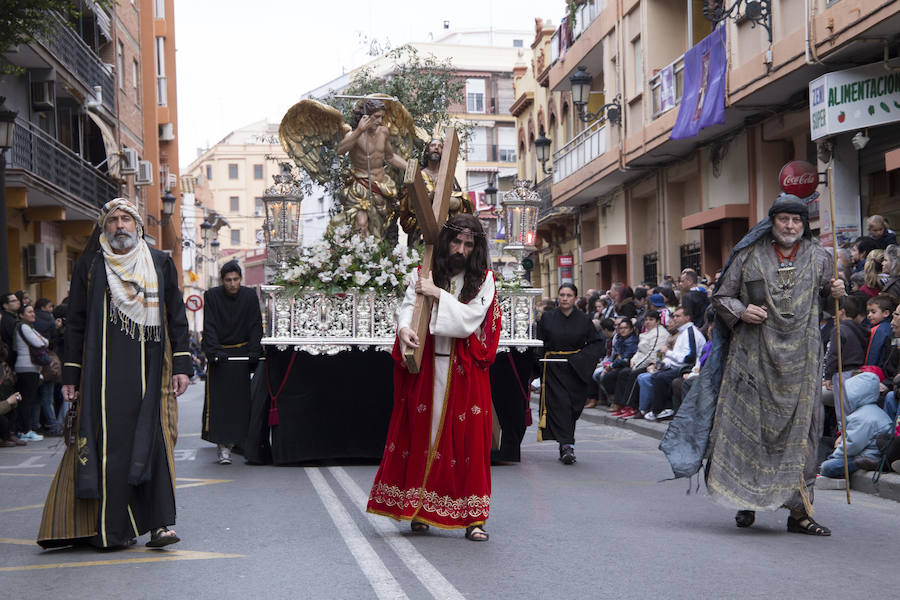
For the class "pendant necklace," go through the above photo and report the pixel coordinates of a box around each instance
[773,241,800,318]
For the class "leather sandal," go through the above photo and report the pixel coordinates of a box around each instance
[787,515,831,536]
[465,526,489,542]
[735,510,755,528]
[146,526,180,547]
[410,521,429,533]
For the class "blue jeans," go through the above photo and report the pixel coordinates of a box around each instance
[820,457,860,479]
[32,382,59,433]
[636,372,654,412]
[884,391,897,422]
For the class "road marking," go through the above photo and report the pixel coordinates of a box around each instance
[0,537,38,545]
[179,433,202,437]
[307,468,408,600]
[174,449,198,461]
[0,504,44,514]
[0,548,243,572]
[0,473,52,478]
[0,456,47,469]
[175,477,231,490]
[330,467,466,600]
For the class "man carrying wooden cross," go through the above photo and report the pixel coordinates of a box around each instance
[366,213,501,542]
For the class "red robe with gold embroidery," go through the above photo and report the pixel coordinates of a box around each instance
[367,271,501,529]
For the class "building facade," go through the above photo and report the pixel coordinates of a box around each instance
[1,0,181,302]
[536,0,900,291]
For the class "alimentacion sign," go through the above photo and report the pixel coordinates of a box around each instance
[809,59,900,140]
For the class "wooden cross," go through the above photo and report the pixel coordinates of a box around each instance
[401,126,460,373]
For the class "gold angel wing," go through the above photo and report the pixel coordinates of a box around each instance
[279,100,350,185]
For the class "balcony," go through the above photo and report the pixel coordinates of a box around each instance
[35,12,114,112]
[649,54,685,120]
[552,120,608,184]
[550,0,605,65]
[466,144,517,163]
[9,118,118,209]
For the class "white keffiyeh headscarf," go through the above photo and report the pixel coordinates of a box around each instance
[97,198,161,341]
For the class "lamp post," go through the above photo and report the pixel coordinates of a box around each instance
[0,97,18,293]
[500,179,541,286]
[263,162,303,274]
[569,66,622,125]
[534,133,552,174]
[703,0,772,44]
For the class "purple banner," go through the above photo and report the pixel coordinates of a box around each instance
[671,26,727,140]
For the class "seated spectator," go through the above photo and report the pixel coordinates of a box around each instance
[866,214,897,250]
[613,310,670,419]
[671,313,715,412]
[818,370,893,481]
[823,296,869,420]
[879,303,900,423]
[592,319,638,410]
[850,236,879,274]
[646,293,671,329]
[586,318,617,407]
[882,244,900,300]
[864,295,896,368]
[636,306,706,422]
[614,286,637,320]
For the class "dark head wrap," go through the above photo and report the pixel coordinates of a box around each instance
[767,193,809,219]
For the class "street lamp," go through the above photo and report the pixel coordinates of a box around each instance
[569,66,622,125]
[161,190,176,218]
[703,0,772,44]
[484,179,497,207]
[0,97,18,293]
[500,179,540,286]
[534,133,552,174]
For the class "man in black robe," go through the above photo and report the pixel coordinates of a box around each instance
[537,283,603,465]
[38,198,191,549]
[201,261,263,465]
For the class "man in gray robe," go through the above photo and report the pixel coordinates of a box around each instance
[661,194,845,537]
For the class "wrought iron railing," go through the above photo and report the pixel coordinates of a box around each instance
[550,0,606,65]
[680,242,701,273]
[35,12,115,112]
[551,119,608,184]
[9,118,118,209]
[536,177,553,220]
[466,144,517,163]
[649,54,686,119]
[643,252,658,286]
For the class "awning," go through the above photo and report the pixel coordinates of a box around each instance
[85,108,118,174]
[92,2,112,41]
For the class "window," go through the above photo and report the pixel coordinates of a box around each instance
[497,127,516,162]
[228,163,238,179]
[117,41,125,89]
[132,59,140,104]
[154,0,165,18]
[468,127,487,161]
[231,229,241,245]
[229,196,239,212]
[156,37,167,106]
[632,37,643,96]
[253,164,263,180]
[254,197,264,217]
[205,164,212,181]
[466,78,485,113]
[513,39,523,48]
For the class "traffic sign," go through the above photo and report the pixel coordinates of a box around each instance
[185,294,203,312]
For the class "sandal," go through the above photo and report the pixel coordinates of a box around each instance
[410,521,429,533]
[146,526,181,547]
[786,515,831,536]
[465,526,489,542]
[735,510,755,528]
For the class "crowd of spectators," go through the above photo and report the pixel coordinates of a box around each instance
[535,213,900,479]
[0,290,68,448]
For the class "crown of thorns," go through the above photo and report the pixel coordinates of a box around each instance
[441,221,486,237]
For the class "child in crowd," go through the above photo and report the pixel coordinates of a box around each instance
[865,295,896,368]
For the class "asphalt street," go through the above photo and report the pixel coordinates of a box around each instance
[2,380,900,599]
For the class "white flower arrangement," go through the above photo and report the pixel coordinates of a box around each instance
[275,225,422,296]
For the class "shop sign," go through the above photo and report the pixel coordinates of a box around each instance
[810,59,900,140]
[557,255,573,267]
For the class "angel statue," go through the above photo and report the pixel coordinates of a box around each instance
[279,95,415,242]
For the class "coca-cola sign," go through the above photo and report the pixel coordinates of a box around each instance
[779,161,819,198]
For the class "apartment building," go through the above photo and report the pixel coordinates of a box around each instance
[534,0,900,291]
[1,0,181,301]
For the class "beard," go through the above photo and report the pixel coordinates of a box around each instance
[772,228,802,248]
[109,229,138,251]
[428,151,441,162]
[448,253,467,273]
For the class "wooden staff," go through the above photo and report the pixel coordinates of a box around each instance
[827,165,851,504]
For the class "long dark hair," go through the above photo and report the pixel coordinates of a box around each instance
[432,214,488,303]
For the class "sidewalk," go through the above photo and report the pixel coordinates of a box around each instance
[577,403,900,504]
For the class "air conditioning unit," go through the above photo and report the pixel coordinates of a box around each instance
[159,122,175,141]
[26,243,55,280]
[135,159,153,186]
[31,81,55,111]
[120,147,138,174]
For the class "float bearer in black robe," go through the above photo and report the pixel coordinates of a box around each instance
[537,283,603,465]
[201,260,262,464]
[38,198,192,549]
